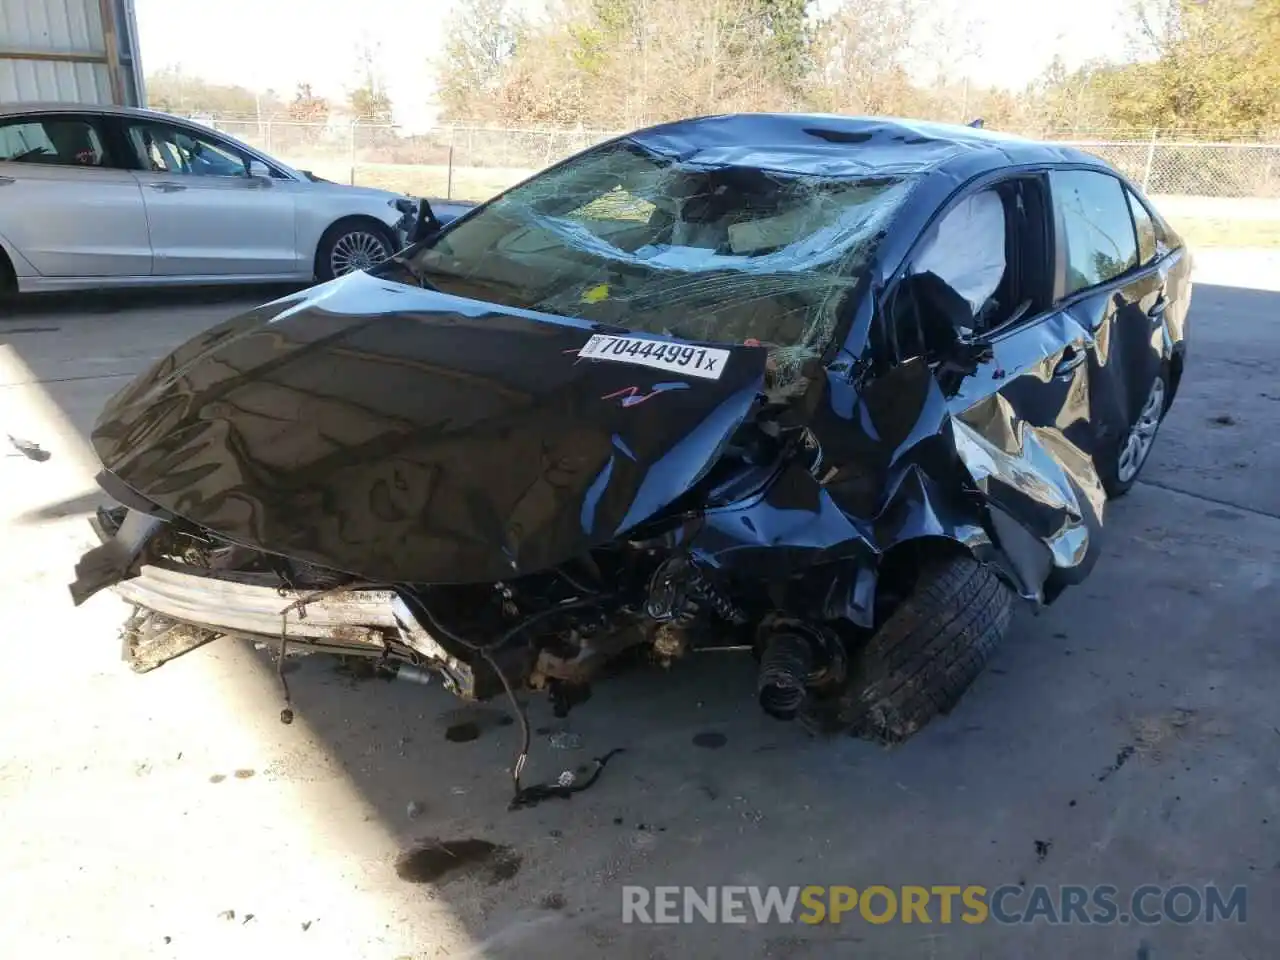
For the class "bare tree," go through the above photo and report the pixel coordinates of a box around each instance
[349,41,394,123]
[288,84,331,124]
[490,0,795,127]
[809,0,920,116]
[427,0,1280,137]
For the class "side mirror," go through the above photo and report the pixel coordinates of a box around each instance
[247,160,271,181]
[409,199,442,244]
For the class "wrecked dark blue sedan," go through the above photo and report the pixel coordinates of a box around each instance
[71,114,1191,758]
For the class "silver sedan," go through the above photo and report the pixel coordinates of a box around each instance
[0,103,469,295]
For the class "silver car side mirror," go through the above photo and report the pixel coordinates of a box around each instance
[247,160,271,181]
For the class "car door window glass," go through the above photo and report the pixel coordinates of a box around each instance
[1126,189,1158,265]
[887,176,1054,368]
[127,123,248,177]
[0,118,105,166]
[1052,170,1138,294]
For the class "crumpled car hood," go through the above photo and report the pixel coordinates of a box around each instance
[91,272,767,583]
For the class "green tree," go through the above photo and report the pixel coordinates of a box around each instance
[437,0,525,120]
[1032,0,1280,135]
[747,0,814,92]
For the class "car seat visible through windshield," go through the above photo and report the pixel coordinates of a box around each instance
[402,141,919,397]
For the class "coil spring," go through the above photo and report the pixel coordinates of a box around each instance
[757,632,815,720]
[686,563,747,624]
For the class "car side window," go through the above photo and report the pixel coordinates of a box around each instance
[1051,170,1139,295]
[907,188,1008,338]
[884,175,1053,367]
[126,122,249,178]
[1126,188,1158,266]
[0,117,106,166]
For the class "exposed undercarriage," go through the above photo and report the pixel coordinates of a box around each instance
[97,484,867,730]
[75,343,1021,786]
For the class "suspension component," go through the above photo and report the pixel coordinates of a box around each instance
[685,562,747,624]
[645,554,746,625]
[758,634,814,720]
[756,619,846,721]
[644,556,696,622]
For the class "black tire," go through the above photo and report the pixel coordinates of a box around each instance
[0,248,16,303]
[314,219,397,282]
[844,554,1015,743]
[1101,368,1169,499]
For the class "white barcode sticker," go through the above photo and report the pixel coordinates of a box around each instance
[577,334,730,380]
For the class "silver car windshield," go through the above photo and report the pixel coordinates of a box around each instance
[401,141,917,389]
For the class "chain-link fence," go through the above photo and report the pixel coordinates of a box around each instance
[194,117,1280,201]
[202,118,624,201]
[179,117,1280,246]
[1069,139,1280,199]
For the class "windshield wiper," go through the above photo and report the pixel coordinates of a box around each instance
[376,253,438,291]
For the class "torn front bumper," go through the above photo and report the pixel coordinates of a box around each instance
[70,508,492,691]
[71,508,397,670]
[115,563,397,649]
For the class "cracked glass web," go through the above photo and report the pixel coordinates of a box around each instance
[405,140,917,395]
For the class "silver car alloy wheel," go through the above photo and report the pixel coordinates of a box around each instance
[330,230,391,277]
[1116,375,1166,484]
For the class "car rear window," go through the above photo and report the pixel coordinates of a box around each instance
[1127,188,1159,266]
[399,141,916,392]
[1051,170,1139,294]
[0,117,105,166]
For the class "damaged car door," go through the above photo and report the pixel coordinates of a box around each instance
[879,171,1106,600]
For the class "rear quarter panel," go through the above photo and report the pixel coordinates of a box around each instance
[1164,246,1192,359]
[1138,192,1192,366]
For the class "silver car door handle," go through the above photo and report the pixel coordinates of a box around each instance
[149,182,187,193]
[0,176,14,186]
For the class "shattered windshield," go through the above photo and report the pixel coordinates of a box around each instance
[399,141,916,391]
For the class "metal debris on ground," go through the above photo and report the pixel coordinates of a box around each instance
[508,748,625,811]
[7,434,50,461]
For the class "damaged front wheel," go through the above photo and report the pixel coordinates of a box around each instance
[841,554,1015,743]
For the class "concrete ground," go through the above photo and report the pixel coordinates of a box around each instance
[1,267,1276,960]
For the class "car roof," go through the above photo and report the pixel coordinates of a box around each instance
[0,102,196,123]
[625,112,1101,178]
[1,105,1107,183]
[0,102,307,176]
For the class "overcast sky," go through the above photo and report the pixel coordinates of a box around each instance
[134,0,1133,129]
